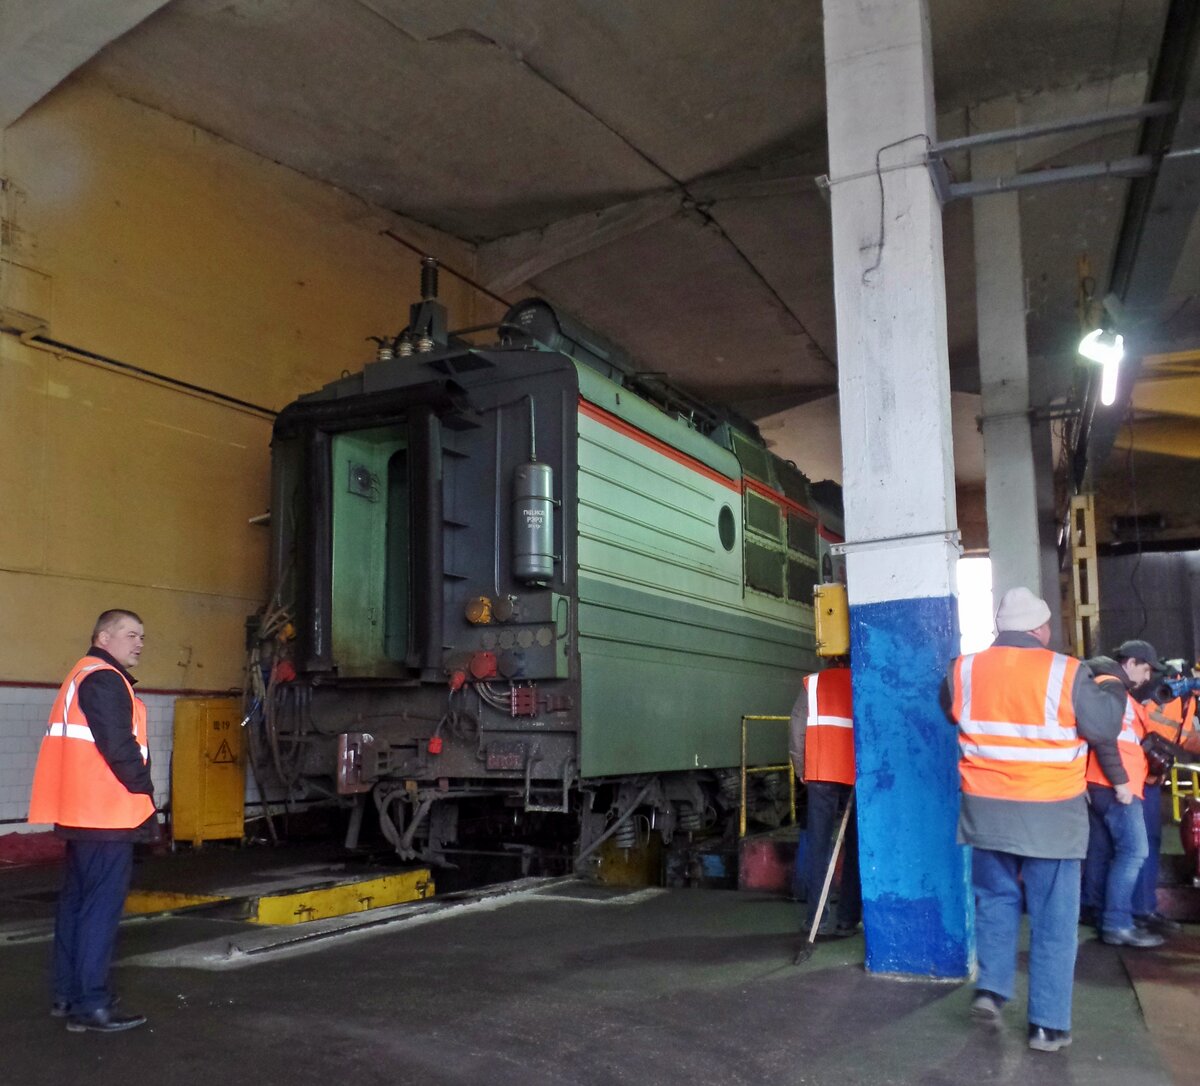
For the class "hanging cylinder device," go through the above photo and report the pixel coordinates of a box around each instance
[512,461,555,584]
[510,393,555,585]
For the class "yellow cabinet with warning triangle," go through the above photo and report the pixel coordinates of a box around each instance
[171,697,245,846]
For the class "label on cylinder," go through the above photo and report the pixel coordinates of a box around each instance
[513,461,555,583]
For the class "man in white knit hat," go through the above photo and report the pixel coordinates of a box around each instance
[943,587,1122,1053]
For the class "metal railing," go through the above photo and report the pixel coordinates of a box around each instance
[1169,762,1200,823]
[739,714,797,838]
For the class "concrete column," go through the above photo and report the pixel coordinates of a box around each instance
[971,98,1042,600]
[823,0,971,977]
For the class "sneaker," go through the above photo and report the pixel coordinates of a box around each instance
[1135,912,1183,935]
[834,920,861,936]
[65,1006,146,1033]
[50,1001,69,1019]
[1078,905,1099,928]
[1102,926,1165,948]
[970,990,1003,1024]
[1028,1024,1072,1052]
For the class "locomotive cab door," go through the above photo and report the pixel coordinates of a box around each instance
[330,426,412,677]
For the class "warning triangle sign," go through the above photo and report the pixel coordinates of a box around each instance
[212,739,237,764]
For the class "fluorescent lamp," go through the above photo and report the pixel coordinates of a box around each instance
[1078,327,1124,365]
[1099,353,1120,406]
[1078,328,1124,406]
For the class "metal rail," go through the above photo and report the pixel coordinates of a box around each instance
[738,714,797,838]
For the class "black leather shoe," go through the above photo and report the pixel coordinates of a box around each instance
[65,1007,146,1033]
[1028,1025,1072,1052]
[50,1001,69,1018]
[1103,926,1165,948]
[970,990,1003,1023]
[1135,912,1183,935]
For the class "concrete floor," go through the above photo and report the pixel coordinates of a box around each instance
[0,846,1195,1086]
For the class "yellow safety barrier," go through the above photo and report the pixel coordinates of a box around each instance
[739,714,797,838]
[1169,762,1200,823]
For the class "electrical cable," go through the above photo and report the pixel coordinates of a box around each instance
[861,134,931,285]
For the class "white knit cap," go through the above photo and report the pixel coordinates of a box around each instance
[994,587,1051,632]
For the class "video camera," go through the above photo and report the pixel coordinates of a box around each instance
[1158,675,1200,701]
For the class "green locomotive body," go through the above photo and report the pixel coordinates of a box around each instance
[262,288,842,864]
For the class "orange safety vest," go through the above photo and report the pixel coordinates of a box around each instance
[1085,675,1148,798]
[1145,694,1199,750]
[951,646,1085,802]
[803,667,855,785]
[28,656,155,829]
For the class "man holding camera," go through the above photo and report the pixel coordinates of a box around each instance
[1079,649,1163,948]
[1130,645,1200,935]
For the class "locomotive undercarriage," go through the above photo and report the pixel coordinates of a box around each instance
[251,681,793,877]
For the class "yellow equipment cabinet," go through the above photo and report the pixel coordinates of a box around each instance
[814,582,850,657]
[172,697,245,846]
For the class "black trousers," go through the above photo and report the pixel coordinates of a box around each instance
[805,780,861,928]
[53,839,134,1014]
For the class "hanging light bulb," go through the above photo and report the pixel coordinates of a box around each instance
[1078,328,1124,406]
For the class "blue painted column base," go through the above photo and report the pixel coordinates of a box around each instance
[851,595,973,978]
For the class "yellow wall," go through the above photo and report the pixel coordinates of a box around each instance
[0,76,501,688]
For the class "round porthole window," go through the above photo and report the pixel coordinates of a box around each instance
[718,505,736,551]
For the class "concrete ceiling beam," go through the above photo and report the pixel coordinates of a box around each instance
[0,1,173,128]
[1113,416,1200,458]
[475,190,681,294]
[1131,373,1200,418]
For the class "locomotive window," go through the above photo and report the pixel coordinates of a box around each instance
[775,458,812,506]
[745,490,782,540]
[730,430,777,486]
[787,557,819,606]
[718,505,736,551]
[745,540,784,597]
[786,512,817,554]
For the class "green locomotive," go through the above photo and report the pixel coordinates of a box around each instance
[260,262,843,870]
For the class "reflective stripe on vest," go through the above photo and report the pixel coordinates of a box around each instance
[1085,676,1148,797]
[952,646,1085,802]
[803,667,855,785]
[28,656,154,829]
[45,721,150,762]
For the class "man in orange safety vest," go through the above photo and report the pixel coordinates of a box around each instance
[944,587,1122,1054]
[28,610,157,1033]
[789,657,859,937]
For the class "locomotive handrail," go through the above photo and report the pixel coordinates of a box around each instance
[1169,762,1200,822]
[739,714,797,838]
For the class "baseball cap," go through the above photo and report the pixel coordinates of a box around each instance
[1113,639,1166,673]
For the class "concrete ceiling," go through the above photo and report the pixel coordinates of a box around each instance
[6,0,1198,547]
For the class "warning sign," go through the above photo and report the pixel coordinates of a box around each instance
[211,739,237,764]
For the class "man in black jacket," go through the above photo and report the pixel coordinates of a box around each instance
[28,610,157,1033]
[1078,654,1163,948]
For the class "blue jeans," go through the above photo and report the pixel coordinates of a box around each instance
[1081,785,1148,933]
[53,839,135,1015]
[1133,781,1163,916]
[973,849,1080,1032]
[803,780,860,929]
